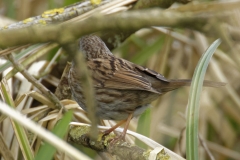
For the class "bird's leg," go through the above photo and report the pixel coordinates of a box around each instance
[103,113,133,142]
[103,120,127,135]
[119,113,133,140]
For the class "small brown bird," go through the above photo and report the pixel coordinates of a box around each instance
[68,35,224,139]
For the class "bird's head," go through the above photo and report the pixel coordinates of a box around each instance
[79,35,113,59]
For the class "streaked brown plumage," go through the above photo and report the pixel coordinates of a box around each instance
[68,35,224,138]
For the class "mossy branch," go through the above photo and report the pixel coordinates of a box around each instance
[68,125,170,160]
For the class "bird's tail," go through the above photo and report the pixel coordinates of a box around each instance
[160,79,226,92]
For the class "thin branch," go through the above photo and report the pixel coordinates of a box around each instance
[0,8,233,48]
[0,0,112,31]
[6,53,64,111]
[199,135,215,160]
[62,43,99,139]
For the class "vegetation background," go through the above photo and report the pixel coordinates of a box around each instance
[0,0,240,160]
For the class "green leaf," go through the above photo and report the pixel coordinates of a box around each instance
[135,108,151,149]
[186,39,221,160]
[35,110,73,160]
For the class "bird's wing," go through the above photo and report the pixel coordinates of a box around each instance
[134,64,169,82]
[88,58,159,93]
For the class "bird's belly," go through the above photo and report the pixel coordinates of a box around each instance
[94,88,159,120]
[69,80,159,120]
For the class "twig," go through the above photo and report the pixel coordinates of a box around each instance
[62,42,99,139]
[6,53,65,111]
[0,0,112,31]
[199,135,215,160]
[178,127,215,160]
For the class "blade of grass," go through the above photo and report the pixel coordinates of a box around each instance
[0,78,34,160]
[5,43,59,80]
[0,100,91,160]
[186,39,221,160]
[0,44,46,74]
[15,91,55,109]
[35,110,73,160]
